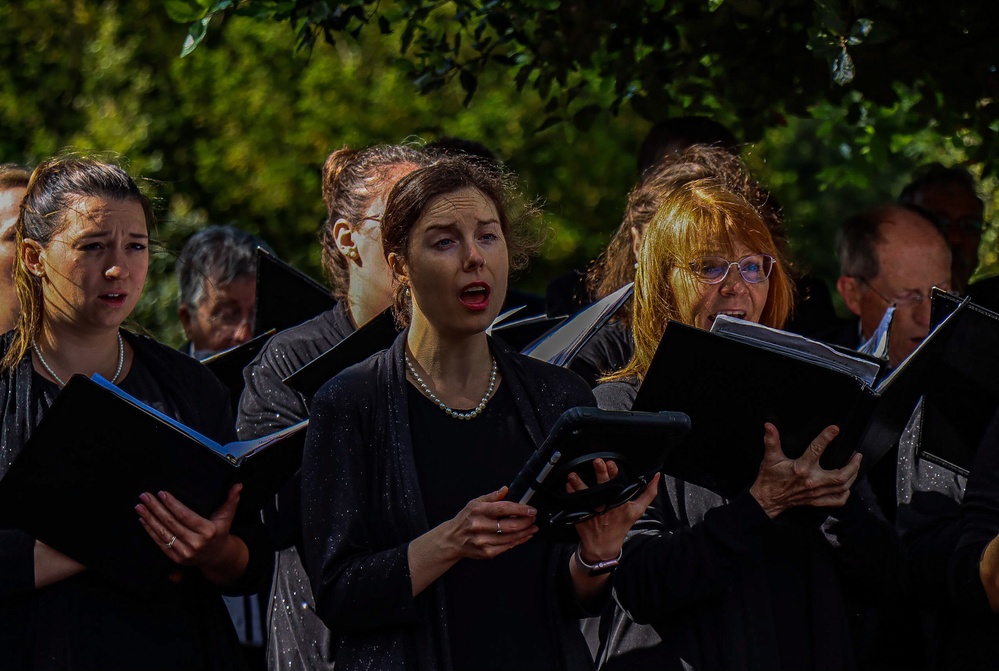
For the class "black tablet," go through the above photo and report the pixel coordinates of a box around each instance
[508,406,690,539]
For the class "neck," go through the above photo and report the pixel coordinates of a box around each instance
[406,313,493,398]
[347,282,392,329]
[35,319,122,383]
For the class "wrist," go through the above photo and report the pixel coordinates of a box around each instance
[574,545,622,576]
[749,483,782,519]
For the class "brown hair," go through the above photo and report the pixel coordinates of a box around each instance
[589,145,786,330]
[0,164,31,190]
[606,178,794,383]
[319,145,429,301]
[1,156,153,372]
[380,155,538,326]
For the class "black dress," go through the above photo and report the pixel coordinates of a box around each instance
[301,333,600,671]
[236,303,356,671]
[0,331,271,671]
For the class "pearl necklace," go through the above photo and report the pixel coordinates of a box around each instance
[405,352,497,421]
[33,332,124,388]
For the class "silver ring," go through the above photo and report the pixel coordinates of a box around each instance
[166,534,177,549]
[496,520,502,535]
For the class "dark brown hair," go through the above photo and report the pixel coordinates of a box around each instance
[380,156,537,326]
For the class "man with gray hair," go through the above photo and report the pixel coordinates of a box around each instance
[176,225,272,358]
[834,203,952,369]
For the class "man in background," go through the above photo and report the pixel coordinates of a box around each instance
[835,203,952,369]
[176,225,271,358]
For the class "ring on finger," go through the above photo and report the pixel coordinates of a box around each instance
[496,519,502,535]
[166,534,178,549]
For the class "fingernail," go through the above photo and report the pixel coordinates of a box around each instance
[134,505,142,513]
[157,491,167,501]
[527,507,537,516]
[139,494,149,504]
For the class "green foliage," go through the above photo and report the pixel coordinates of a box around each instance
[1,0,996,346]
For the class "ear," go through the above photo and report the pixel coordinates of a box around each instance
[387,251,408,285]
[629,226,643,261]
[836,276,863,317]
[178,304,195,339]
[332,219,357,260]
[22,239,45,278]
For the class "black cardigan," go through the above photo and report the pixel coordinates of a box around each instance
[301,333,599,671]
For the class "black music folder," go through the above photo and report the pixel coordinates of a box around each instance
[201,330,276,413]
[490,313,567,352]
[508,406,690,539]
[253,248,336,336]
[633,305,967,499]
[283,307,399,398]
[0,374,306,596]
[524,283,633,366]
[917,290,999,475]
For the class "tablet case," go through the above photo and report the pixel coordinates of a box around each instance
[508,406,690,540]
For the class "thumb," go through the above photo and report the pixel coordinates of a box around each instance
[762,423,785,461]
[212,483,242,523]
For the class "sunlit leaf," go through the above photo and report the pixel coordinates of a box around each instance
[180,18,209,57]
[832,49,855,85]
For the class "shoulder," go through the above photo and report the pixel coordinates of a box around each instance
[130,333,219,385]
[254,307,354,379]
[594,378,640,411]
[312,345,392,411]
[128,332,229,407]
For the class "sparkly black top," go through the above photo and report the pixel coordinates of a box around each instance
[236,302,356,671]
[302,332,599,671]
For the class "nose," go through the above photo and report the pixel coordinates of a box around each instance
[464,240,485,271]
[104,259,129,280]
[718,264,748,294]
[232,319,253,345]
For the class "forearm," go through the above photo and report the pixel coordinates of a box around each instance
[198,535,250,587]
[568,546,614,607]
[615,492,769,621]
[407,522,461,596]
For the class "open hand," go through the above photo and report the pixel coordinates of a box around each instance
[749,423,861,518]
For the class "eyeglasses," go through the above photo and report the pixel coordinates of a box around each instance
[209,307,255,332]
[687,254,775,285]
[853,276,958,308]
[936,215,984,234]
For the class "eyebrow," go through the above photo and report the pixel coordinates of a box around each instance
[76,231,149,240]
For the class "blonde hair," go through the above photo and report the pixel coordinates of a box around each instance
[606,178,794,382]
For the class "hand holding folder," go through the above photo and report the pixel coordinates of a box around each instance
[632,301,968,499]
[0,374,306,596]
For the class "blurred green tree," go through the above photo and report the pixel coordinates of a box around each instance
[1,0,996,345]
